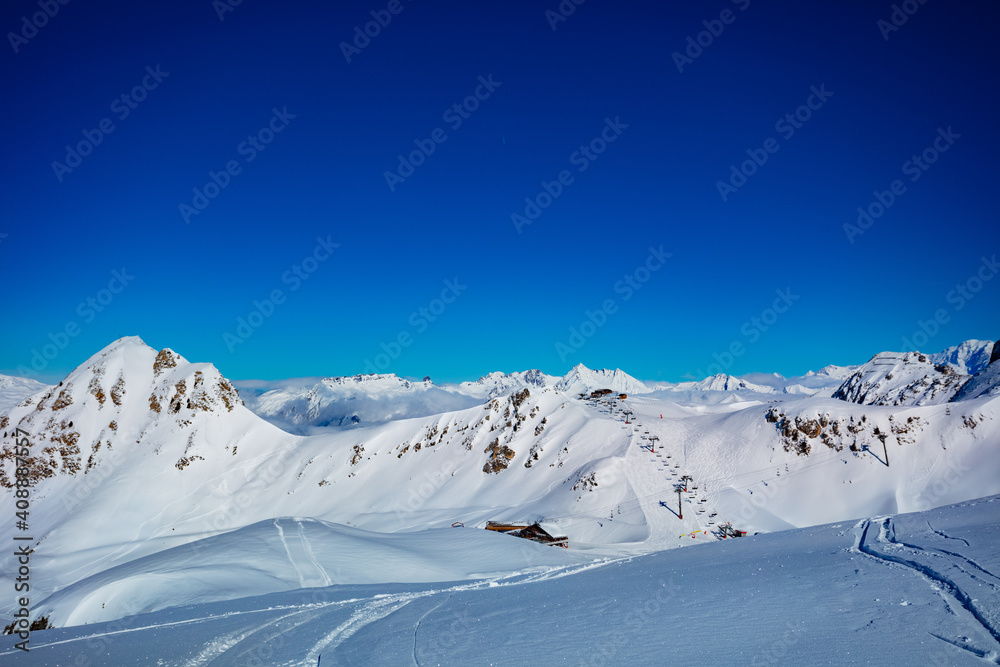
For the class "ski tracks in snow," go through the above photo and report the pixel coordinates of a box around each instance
[852,516,1000,660]
[6,551,621,664]
[302,560,622,664]
[274,518,334,589]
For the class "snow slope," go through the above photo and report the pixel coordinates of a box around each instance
[740,366,855,397]
[930,339,995,375]
[456,369,559,399]
[32,518,585,628]
[5,495,998,665]
[953,355,1000,401]
[0,374,49,414]
[832,351,969,406]
[238,365,636,432]
[670,372,775,394]
[240,374,480,433]
[553,364,650,395]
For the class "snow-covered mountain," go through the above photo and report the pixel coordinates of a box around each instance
[457,369,558,399]
[4,336,1000,639]
[241,365,642,432]
[832,351,970,406]
[804,363,861,383]
[671,373,775,394]
[0,374,49,414]
[929,338,995,375]
[0,336,260,487]
[782,383,818,395]
[0,337,296,601]
[952,347,1000,401]
[234,343,995,432]
[553,364,650,395]
[240,373,480,432]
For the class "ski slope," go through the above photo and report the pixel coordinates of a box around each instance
[4,496,997,665]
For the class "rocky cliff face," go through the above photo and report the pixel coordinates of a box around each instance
[0,337,244,487]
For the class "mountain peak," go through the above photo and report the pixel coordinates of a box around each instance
[673,373,775,394]
[929,339,995,375]
[0,339,249,488]
[555,366,648,395]
[833,350,967,406]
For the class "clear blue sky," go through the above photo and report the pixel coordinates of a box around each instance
[2,0,998,384]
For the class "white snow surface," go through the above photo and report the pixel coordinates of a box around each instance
[953,357,1000,401]
[457,369,559,399]
[0,374,49,414]
[930,339,995,375]
[670,372,776,394]
[833,351,970,406]
[4,496,998,665]
[553,364,650,395]
[238,373,481,433]
[32,518,585,628]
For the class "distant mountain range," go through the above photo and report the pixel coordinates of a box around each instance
[5,339,993,432]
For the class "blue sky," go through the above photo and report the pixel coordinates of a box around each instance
[2,0,998,384]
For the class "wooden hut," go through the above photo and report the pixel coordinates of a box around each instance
[485,521,569,548]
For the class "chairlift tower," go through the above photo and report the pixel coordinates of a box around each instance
[674,483,685,520]
[680,474,693,492]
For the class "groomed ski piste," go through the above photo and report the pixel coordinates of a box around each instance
[1,337,999,664]
[2,496,998,665]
